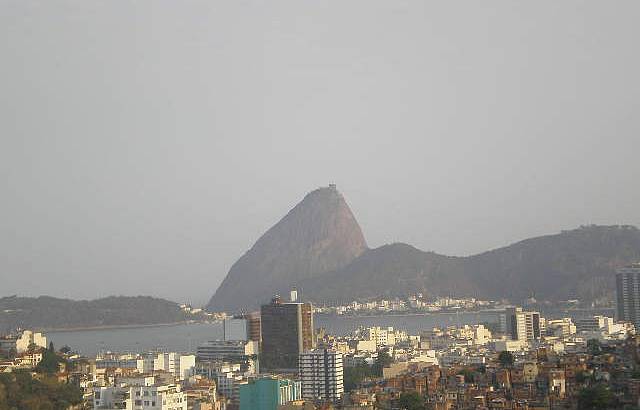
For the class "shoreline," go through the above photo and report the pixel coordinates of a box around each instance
[44,320,218,333]
[314,306,615,319]
[314,310,501,319]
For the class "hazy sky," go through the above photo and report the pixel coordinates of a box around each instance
[1,1,639,305]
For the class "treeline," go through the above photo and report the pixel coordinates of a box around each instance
[0,295,189,332]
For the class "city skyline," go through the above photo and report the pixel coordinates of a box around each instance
[2,1,640,409]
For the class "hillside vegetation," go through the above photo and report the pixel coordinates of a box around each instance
[0,295,188,332]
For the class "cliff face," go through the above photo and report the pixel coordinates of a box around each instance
[206,186,368,312]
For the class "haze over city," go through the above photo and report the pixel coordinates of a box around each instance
[2,1,640,305]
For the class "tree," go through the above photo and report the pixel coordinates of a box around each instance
[498,351,514,368]
[35,349,63,374]
[577,385,614,409]
[458,368,475,384]
[27,342,38,354]
[575,370,591,384]
[587,339,602,356]
[398,391,425,410]
[344,364,375,391]
[372,349,393,376]
[0,382,7,409]
[59,345,72,354]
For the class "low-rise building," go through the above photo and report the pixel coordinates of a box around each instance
[93,375,187,410]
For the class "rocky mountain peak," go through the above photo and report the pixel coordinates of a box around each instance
[206,185,367,311]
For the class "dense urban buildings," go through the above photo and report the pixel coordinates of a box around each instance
[617,263,640,329]
[2,296,640,410]
[260,295,314,371]
[92,375,187,410]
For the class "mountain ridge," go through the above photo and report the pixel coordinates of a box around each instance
[297,224,640,305]
[207,185,640,311]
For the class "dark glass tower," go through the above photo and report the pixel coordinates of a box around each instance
[260,296,314,371]
[616,264,640,329]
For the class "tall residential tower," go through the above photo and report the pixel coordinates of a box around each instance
[616,263,640,329]
[299,349,344,403]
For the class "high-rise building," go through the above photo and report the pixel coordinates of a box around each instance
[504,307,541,341]
[260,296,314,371]
[246,311,262,347]
[299,349,344,403]
[239,377,301,410]
[616,263,640,329]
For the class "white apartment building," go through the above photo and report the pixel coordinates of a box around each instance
[93,375,187,410]
[365,327,391,347]
[503,307,542,341]
[0,330,47,354]
[195,361,246,401]
[154,353,196,381]
[364,326,407,347]
[473,325,492,345]
[575,316,614,333]
[355,339,377,353]
[546,318,577,338]
[96,353,139,370]
[299,349,344,403]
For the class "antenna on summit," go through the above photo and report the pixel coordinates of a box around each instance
[328,183,336,190]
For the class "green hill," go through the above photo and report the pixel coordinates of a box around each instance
[0,295,189,332]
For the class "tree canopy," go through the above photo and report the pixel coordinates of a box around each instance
[398,391,425,410]
[0,371,82,410]
[372,349,393,376]
[498,351,514,367]
[577,384,615,409]
[35,348,65,375]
